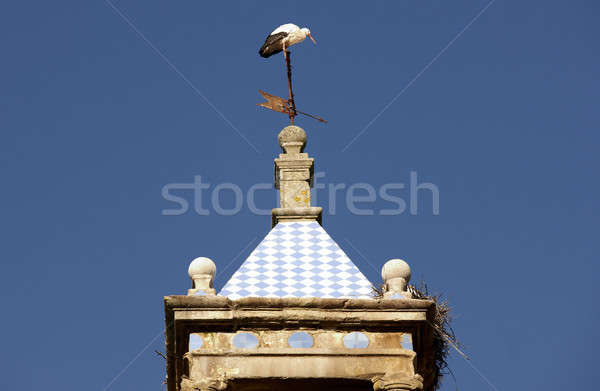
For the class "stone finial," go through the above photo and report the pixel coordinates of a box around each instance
[272,125,322,226]
[278,125,306,154]
[381,259,412,299]
[187,257,216,296]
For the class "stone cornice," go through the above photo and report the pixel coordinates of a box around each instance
[165,295,435,311]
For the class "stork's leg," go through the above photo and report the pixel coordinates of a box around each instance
[281,41,294,124]
[284,47,295,125]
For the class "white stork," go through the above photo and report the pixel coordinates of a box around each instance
[259,23,317,58]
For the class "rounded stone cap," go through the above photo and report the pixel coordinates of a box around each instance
[382,259,411,282]
[188,257,216,278]
[278,125,306,153]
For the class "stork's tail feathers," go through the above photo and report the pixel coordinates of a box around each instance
[259,32,288,58]
[259,44,281,58]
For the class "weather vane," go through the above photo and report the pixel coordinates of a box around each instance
[257,23,326,125]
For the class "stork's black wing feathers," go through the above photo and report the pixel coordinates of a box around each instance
[259,32,288,58]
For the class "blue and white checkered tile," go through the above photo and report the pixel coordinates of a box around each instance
[219,221,374,300]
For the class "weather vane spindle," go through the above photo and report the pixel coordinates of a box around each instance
[257,23,326,125]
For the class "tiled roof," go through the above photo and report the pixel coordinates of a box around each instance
[218,221,374,299]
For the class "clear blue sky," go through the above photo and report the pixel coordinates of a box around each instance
[1,1,598,390]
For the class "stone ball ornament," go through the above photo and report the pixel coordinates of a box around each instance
[381,259,411,282]
[381,259,412,298]
[188,257,217,278]
[278,125,307,154]
[187,257,217,296]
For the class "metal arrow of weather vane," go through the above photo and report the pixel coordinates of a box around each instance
[257,23,326,125]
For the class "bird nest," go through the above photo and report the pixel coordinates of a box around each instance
[372,281,461,390]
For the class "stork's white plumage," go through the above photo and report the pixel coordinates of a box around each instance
[259,23,317,58]
[271,23,300,35]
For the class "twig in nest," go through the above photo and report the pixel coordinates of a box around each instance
[372,280,462,390]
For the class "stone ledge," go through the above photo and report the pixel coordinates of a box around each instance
[164,295,435,311]
[189,348,417,357]
[186,350,417,382]
[174,309,428,324]
[271,207,323,226]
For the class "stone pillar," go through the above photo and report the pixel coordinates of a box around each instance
[373,374,423,391]
[271,125,322,226]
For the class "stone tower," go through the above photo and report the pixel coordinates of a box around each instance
[164,126,436,391]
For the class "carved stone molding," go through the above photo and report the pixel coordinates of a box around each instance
[372,373,424,391]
